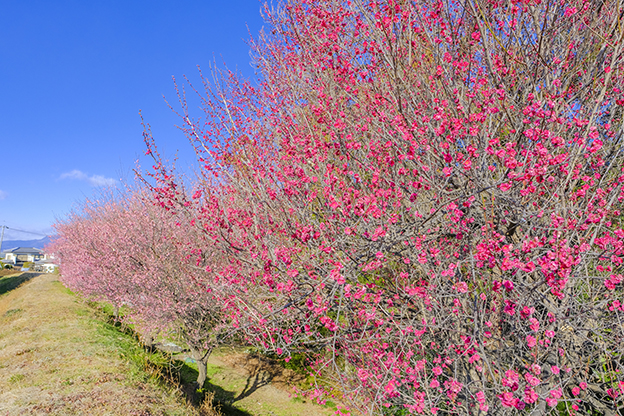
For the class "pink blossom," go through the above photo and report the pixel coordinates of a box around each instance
[524,387,538,404]
[564,6,577,16]
[520,306,535,318]
[385,380,397,394]
[550,388,562,399]
[499,391,518,408]
[454,282,468,293]
[545,397,558,407]
[357,369,370,382]
[529,318,540,331]
[330,268,346,285]
[475,391,486,403]
[504,300,516,316]
[524,373,541,387]
[499,182,512,191]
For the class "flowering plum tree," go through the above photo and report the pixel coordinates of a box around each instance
[140,0,624,414]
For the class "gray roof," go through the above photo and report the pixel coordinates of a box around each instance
[1,247,44,255]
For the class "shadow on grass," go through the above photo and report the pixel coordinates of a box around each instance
[95,307,253,416]
[0,273,40,296]
[205,383,255,416]
[232,354,283,402]
[175,364,253,416]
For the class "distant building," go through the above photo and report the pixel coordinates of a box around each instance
[1,247,48,264]
[32,259,58,273]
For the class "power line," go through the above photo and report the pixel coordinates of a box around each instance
[0,226,49,254]
[6,227,47,237]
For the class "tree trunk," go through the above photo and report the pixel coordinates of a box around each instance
[142,332,155,351]
[189,346,212,389]
[196,357,208,388]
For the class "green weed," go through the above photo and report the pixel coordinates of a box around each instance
[8,374,25,383]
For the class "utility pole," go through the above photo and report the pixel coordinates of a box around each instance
[0,225,7,256]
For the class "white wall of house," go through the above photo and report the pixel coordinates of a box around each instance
[2,250,47,264]
[3,253,17,264]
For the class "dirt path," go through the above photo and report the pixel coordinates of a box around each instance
[0,273,334,416]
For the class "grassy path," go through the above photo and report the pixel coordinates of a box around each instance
[0,273,334,416]
[0,272,194,415]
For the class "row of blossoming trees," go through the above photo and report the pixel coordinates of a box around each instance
[52,0,624,414]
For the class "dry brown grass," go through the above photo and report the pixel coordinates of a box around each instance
[0,268,19,277]
[0,272,197,416]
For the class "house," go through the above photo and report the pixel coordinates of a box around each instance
[33,259,58,273]
[1,247,47,264]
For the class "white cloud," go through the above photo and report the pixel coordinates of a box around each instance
[60,170,116,187]
[0,189,7,200]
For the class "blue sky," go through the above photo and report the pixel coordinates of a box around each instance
[0,0,265,241]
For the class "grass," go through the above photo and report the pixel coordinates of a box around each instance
[0,272,38,295]
[9,374,25,384]
[0,272,338,416]
[0,272,205,415]
[87,297,337,415]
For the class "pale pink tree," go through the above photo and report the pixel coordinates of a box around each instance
[53,188,241,388]
[52,197,137,318]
